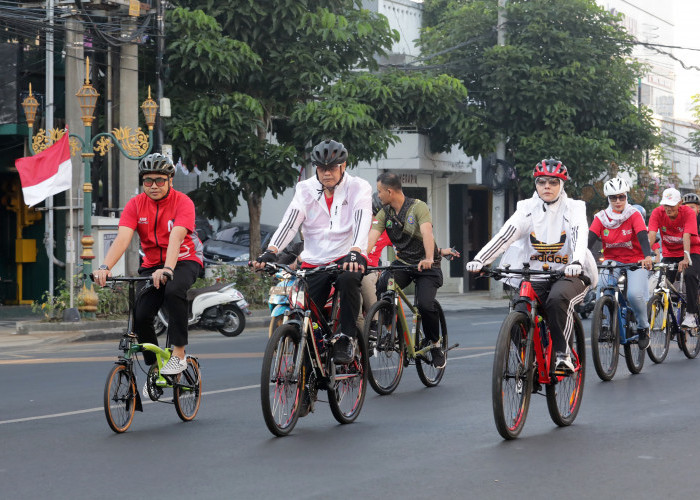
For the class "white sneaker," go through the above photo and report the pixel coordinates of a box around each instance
[161,355,188,375]
[681,315,698,329]
[142,381,149,398]
[555,352,575,373]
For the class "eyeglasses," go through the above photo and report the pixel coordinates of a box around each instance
[315,164,341,173]
[535,178,560,187]
[608,194,627,202]
[142,177,168,187]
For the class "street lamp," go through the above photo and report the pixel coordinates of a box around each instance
[21,84,40,128]
[22,57,157,314]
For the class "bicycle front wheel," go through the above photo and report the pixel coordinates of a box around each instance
[104,363,136,433]
[366,300,404,395]
[590,295,619,381]
[647,294,671,364]
[174,357,202,421]
[328,331,367,425]
[492,312,533,440]
[261,324,303,437]
[623,309,645,374]
[546,314,586,427]
[415,302,448,387]
[678,311,700,359]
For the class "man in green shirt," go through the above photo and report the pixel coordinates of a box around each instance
[367,172,446,368]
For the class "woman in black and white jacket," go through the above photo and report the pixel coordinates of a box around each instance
[466,159,597,373]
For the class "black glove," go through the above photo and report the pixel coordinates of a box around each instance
[343,250,367,269]
[256,250,278,263]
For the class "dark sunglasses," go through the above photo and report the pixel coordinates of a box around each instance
[608,194,627,202]
[535,177,559,187]
[142,177,168,187]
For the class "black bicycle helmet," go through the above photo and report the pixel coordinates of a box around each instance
[310,139,348,167]
[533,158,569,181]
[138,153,176,179]
[372,192,384,216]
[683,193,700,205]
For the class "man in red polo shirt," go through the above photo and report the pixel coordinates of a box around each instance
[94,153,203,374]
[648,188,700,328]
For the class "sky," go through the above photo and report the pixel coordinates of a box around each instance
[673,0,700,121]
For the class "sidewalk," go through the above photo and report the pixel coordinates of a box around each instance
[0,291,510,348]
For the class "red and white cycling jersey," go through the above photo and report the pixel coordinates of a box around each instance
[119,189,203,268]
[649,204,700,258]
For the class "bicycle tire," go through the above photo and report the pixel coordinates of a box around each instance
[647,294,671,364]
[623,308,645,374]
[546,314,586,427]
[260,324,303,437]
[174,357,202,421]
[104,363,136,433]
[590,295,619,381]
[678,310,700,359]
[328,330,368,425]
[415,302,448,387]
[366,300,405,395]
[492,312,533,440]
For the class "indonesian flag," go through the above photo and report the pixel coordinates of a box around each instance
[15,131,72,207]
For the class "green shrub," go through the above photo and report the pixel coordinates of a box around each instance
[194,264,275,309]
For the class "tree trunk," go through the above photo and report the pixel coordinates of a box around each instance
[247,190,263,260]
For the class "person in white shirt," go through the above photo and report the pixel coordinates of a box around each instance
[253,139,372,364]
[466,159,596,372]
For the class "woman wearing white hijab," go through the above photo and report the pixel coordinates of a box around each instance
[588,177,653,349]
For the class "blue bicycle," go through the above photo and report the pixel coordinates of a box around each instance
[590,263,646,380]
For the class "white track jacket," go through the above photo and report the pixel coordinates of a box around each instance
[268,173,373,266]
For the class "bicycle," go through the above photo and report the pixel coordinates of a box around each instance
[647,263,700,361]
[99,276,202,433]
[481,265,586,440]
[257,262,367,437]
[363,265,458,395]
[590,263,646,380]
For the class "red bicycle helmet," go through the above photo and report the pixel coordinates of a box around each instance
[533,159,569,181]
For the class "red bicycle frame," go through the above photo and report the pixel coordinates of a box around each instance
[518,280,581,385]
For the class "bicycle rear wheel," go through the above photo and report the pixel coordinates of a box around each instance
[328,331,367,425]
[590,295,619,381]
[492,312,533,440]
[366,300,404,395]
[261,324,303,436]
[623,309,645,374]
[647,294,671,364]
[415,302,448,387]
[104,363,136,433]
[174,357,202,421]
[546,314,586,427]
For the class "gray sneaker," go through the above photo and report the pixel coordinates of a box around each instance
[332,333,355,365]
[161,355,188,375]
[555,351,575,373]
[637,328,650,350]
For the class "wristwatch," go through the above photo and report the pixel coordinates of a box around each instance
[98,264,110,271]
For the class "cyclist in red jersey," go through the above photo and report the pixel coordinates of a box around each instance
[588,177,654,349]
[94,153,203,374]
[648,188,700,328]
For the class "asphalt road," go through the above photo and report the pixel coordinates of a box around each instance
[2,309,700,499]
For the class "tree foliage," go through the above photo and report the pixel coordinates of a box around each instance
[690,94,700,154]
[165,1,470,256]
[420,0,661,196]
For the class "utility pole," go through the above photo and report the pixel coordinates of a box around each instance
[155,0,165,151]
[45,0,54,298]
[490,0,507,299]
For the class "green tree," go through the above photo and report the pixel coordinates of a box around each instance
[165,1,469,258]
[420,0,661,196]
[690,94,700,154]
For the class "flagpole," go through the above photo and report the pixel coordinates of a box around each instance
[46,0,55,299]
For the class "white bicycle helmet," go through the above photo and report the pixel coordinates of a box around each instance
[603,177,630,196]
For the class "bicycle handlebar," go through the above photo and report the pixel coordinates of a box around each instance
[479,266,565,280]
[250,261,342,278]
[89,274,153,283]
[596,263,641,271]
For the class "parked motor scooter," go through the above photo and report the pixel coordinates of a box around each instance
[154,282,250,337]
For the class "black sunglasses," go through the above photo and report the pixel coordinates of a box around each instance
[608,194,627,202]
[142,177,168,187]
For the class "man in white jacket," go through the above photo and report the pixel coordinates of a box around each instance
[253,139,372,364]
[466,159,593,372]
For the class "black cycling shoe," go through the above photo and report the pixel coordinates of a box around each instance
[430,344,446,369]
[332,333,355,365]
[637,328,650,350]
